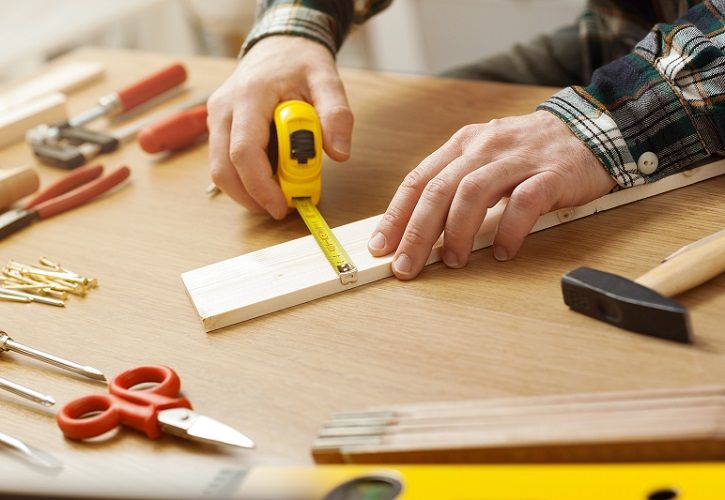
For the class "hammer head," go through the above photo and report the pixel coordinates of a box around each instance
[561,267,692,343]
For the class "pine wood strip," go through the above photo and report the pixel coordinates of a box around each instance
[321,396,725,432]
[0,61,104,112]
[319,405,723,440]
[312,387,725,464]
[0,92,66,148]
[182,160,725,331]
[330,386,725,420]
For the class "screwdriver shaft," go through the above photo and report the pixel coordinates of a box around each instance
[0,332,106,382]
[0,376,55,406]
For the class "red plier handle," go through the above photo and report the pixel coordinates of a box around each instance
[25,164,131,219]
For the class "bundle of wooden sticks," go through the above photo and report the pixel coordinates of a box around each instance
[313,386,725,463]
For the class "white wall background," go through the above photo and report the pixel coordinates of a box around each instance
[338,0,587,74]
[0,0,586,82]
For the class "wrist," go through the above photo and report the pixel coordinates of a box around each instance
[240,4,338,58]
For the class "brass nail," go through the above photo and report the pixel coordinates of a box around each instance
[0,288,64,307]
[0,284,48,290]
[42,289,68,300]
[39,257,83,280]
[0,294,32,303]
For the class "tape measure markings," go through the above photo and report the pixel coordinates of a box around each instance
[293,197,358,285]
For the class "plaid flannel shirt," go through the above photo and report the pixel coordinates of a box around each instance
[244,0,725,188]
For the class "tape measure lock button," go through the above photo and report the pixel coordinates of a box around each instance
[289,130,315,164]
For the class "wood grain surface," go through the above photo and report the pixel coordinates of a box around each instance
[0,48,723,480]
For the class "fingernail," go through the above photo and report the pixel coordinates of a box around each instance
[393,254,412,275]
[368,232,386,252]
[333,136,350,156]
[493,246,509,261]
[443,250,460,268]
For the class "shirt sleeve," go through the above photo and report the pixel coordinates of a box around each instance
[241,0,393,57]
[538,0,725,188]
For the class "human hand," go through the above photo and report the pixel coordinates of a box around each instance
[207,36,353,219]
[367,110,617,279]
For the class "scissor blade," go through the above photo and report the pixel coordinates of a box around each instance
[157,408,255,448]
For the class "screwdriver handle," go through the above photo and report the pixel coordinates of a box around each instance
[137,105,208,153]
[116,63,187,111]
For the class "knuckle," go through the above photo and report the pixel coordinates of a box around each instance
[457,174,486,202]
[209,163,226,184]
[512,184,544,212]
[228,139,249,166]
[206,92,226,113]
[403,225,426,246]
[421,177,451,203]
[443,221,467,244]
[401,169,425,191]
[244,180,265,201]
[380,205,403,229]
[455,123,479,139]
[453,125,489,154]
[321,104,353,125]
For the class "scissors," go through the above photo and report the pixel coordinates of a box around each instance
[57,365,254,448]
[0,163,129,241]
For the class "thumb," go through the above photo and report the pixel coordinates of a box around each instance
[310,73,354,161]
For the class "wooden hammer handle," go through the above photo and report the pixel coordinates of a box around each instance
[635,230,725,297]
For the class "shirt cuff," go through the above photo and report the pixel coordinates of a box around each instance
[240,4,337,57]
[538,54,709,189]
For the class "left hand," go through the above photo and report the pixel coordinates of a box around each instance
[367,110,617,280]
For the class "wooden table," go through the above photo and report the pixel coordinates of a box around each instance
[0,47,723,493]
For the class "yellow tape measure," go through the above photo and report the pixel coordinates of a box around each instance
[273,100,358,285]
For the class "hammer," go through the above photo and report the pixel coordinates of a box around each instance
[561,229,725,343]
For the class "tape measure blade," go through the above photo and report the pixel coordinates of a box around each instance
[293,197,358,284]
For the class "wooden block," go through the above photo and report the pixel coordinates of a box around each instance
[0,92,67,148]
[182,160,725,332]
[0,61,104,112]
[312,386,725,463]
[0,165,39,210]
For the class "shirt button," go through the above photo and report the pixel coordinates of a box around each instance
[637,152,658,175]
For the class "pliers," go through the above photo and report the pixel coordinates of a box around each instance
[0,164,130,240]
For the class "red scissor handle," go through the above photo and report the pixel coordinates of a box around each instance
[57,365,191,440]
[57,393,121,440]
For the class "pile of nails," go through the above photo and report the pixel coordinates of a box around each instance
[0,257,97,307]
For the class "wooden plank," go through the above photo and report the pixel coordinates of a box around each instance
[0,61,104,112]
[182,160,725,331]
[0,92,67,148]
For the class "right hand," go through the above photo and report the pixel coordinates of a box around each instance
[207,36,354,219]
